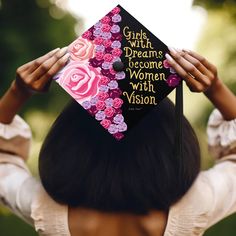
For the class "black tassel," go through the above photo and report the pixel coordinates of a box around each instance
[175,80,183,161]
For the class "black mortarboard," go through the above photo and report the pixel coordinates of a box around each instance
[53,4,183,148]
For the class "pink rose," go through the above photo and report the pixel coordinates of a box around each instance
[59,61,101,103]
[166,74,181,87]
[98,92,109,100]
[104,107,115,117]
[95,51,104,60]
[96,100,106,110]
[94,37,104,45]
[102,24,111,32]
[112,48,122,57]
[103,53,113,62]
[69,38,95,61]
[101,16,111,24]
[111,7,121,15]
[109,68,116,75]
[113,98,123,109]
[100,119,112,129]
[103,39,112,48]
[98,76,110,86]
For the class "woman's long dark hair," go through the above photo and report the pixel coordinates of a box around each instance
[39,98,200,214]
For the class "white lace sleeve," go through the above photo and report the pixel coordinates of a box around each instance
[207,109,236,159]
[0,115,32,160]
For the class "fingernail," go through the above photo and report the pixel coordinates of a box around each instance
[62,53,70,62]
[183,48,190,53]
[49,48,60,54]
[175,48,182,53]
[165,53,174,62]
[168,46,177,54]
[58,46,68,57]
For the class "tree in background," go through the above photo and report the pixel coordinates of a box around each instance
[0,1,80,235]
[0,0,79,114]
[193,0,236,235]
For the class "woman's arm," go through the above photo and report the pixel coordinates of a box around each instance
[165,48,236,120]
[0,47,69,124]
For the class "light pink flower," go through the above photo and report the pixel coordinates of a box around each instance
[59,61,101,103]
[69,38,95,62]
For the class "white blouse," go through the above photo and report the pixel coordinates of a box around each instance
[0,110,236,236]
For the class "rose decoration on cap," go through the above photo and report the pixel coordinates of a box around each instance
[53,5,183,140]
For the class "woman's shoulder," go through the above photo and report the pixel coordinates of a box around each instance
[31,183,70,235]
[167,155,236,235]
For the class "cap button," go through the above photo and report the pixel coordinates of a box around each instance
[113,61,125,72]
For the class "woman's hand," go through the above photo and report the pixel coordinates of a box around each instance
[165,48,218,93]
[0,47,70,124]
[13,47,69,96]
[165,48,236,120]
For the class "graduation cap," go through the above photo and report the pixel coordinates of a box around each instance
[53,4,183,149]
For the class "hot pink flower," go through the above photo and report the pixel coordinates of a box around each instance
[98,76,110,86]
[103,53,114,62]
[69,38,95,61]
[113,98,123,109]
[98,92,109,101]
[59,62,101,103]
[111,7,121,15]
[95,51,105,60]
[101,16,111,24]
[82,31,92,39]
[163,59,171,69]
[166,74,181,87]
[102,24,111,32]
[100,119,112,129]
[96,100,106,110]
[112,48,122,57]
[104,107,115,117]
[94,37,104,45]
[103,39,112,48]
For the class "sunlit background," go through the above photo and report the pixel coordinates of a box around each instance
[0,0,236,235]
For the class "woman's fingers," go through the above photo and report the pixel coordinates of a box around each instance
[181,53,212,79]
[168,48,211,88]
[15,47,70,94]
[183,49,217,76]
[28,47,68,82]
[17,48,60,74]
[35,53,70,91]
[165,53,205,92]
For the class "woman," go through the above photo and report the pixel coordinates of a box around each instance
[0,47,236,236]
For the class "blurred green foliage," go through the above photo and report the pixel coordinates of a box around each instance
[193,0,236,235]
[0,0,77,115]
[0,0,236,235]
[0,0,79,234]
